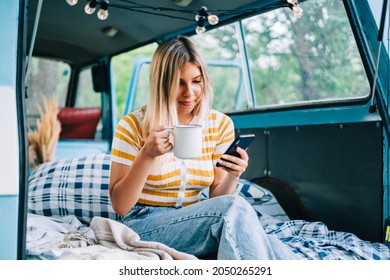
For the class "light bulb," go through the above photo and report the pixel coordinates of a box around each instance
[196,26,206,35]
[97,9,109,20]
[84,0,97,14]
[97,0,109,20]
[85,5,95,14]
[207,14,219,25]
[292,5,303,17]
[66,0,78,6]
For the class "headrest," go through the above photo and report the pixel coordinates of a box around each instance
[58,107,101,139]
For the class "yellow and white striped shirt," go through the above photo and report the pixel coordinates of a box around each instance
[111,109,235,207]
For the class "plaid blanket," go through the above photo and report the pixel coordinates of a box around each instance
[259,214,390,260]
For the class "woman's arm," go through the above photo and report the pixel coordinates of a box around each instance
[109,151,155,216]
[109,125,172,216]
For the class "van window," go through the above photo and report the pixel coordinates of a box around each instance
[242,0,370,107]
[25,57,70,129]
[74,66,101,108]
[194,25,248,112]
[70,66,103,139]
[194,0,370,111]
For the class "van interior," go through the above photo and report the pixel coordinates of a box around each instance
[12,0,389,259]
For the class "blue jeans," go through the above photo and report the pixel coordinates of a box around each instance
[121,195,298,260]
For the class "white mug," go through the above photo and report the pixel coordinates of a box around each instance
[170,124,202,159]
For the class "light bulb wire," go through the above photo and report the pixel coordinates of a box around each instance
[100,0,109,10]
[111,0,285,22]
[196,17,205,27]
[72,0,290,23]
[69,0,296,32]
[87,0,98,9]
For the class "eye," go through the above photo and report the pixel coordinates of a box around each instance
[193,76,203,84]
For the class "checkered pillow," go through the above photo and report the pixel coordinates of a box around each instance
[28,153,120,225]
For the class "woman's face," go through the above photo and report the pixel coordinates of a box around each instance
[176,62,203,116]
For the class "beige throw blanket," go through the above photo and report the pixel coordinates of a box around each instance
[56,216,197,260]
[89,217,197,260]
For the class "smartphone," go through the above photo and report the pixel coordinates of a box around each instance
[216,134,255,167]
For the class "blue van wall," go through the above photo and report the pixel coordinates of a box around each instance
[0,1,21,260]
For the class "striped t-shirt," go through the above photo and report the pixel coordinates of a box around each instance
[111,109,235,207]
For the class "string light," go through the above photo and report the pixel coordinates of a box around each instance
[195,6,219,34]
[97,0,109,20]
[286,0,303,18]
[80,0,110,20]
[66,0,78,6]
[207,14,219,25]
[84,0,98,14]
[66,1,302,34]
[195,18,206,35]
[196,6,219,25]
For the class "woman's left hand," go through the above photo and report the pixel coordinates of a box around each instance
[217,147,249,178]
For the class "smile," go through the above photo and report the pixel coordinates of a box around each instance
[178,101,194,106]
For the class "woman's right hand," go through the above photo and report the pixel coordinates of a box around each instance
[141,125,173,158]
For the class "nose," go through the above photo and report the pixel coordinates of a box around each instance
[181,82,195,97]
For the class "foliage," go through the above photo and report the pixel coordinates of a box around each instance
[26,0,370,122]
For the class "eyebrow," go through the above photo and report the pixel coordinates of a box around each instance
[180,75,203,80]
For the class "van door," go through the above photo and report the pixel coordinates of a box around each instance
[0,0,27,259]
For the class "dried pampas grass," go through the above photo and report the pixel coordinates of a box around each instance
[28,95,62,169]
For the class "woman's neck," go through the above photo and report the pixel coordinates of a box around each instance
[179,113,194,125]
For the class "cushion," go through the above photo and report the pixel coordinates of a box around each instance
[58,107,101,139]
[28,153,120,225]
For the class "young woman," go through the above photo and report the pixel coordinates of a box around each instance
[109,36,297,259]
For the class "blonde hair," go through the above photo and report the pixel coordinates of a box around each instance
[141,36,213,139]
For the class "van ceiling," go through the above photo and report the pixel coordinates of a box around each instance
[27,0,285,67]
